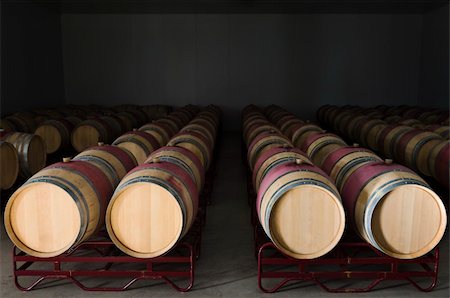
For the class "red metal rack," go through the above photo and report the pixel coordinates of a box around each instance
[13,219,202,292]
[255,225,440,293]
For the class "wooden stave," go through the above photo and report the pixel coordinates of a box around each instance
[340,161,446,259]
[105,162,198,258]
[4,160,114,258]
[256,162,345,259]
[112,131,160,165]
[0,132,47,178]
[0,141,19,189]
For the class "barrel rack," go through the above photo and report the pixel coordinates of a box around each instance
[11,143,219,293]
[244,156,440,294]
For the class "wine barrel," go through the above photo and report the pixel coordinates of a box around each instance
[425,125,450,140]
[139,122,172,147]
[316,105,332,125]
[321,146,382,191]
[384,115,402,124]
[105,161,198,258]
[291,123,323,148]
[300,132,347,167]
[35,117,81,154]
[245,124,281,147]
[180,124,215,146]
[343,115,366,140]
[257,161,345,259]
[168,131,212,169]
[243,118,269,139]
[428,141,449,189]
[147,146,205,192]
[0,131,46,178]
[154,118,178,137]
[247,132,293,171]
[112,131,160,165]
[275,114,296,129]
[71,118,114,152]
[359,120,387,150]
[252,146,311,191]
[169,111,191,127]
[399,118,424,129]
[377,125,414,158]
[1,114,37,133]
[116,112,138,131]
[280,119,304,140]
[191,117,218,138]
[341,160,446,259]
[0,141,19,189]
[4,159,114,257]
[73,144,138,186]
[394,130,443,168]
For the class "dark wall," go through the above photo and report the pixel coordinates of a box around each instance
[62,14,423,130]
[419,4,449,109]
[1,2,65,116]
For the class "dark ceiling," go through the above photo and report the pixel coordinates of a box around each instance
[2,0,449,14]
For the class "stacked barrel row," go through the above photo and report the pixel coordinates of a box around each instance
[0,105,171,190]
[242,105,346,259]
[265,105,447,259]
[70,105,172,153]
[1,104,171,133]
[4,105,201,258]
[318,105,449,128]
[317,105,449,189]
[105,105,221,258]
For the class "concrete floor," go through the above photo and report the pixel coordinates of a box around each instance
[1,132,449,297]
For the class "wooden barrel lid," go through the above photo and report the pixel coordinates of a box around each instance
[35,124,62,154]
[370,184,446,259]
[71,125,101,152]
[108,183,183,258]
[25,134,47,176]
[269,184,345,259]
[6,182,81,256]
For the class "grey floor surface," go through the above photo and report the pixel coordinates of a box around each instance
[1,132,449,297]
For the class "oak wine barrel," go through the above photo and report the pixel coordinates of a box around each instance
[105,161,199,258]
[340,160,446,259]
[112,131,160,165]
[73,144,138,186]
[257,161,345,259]
[139,122,172,147]
[168,131,212,170]
[147,146,205,192]
[4,159,114,257]
[0,131,46,178]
